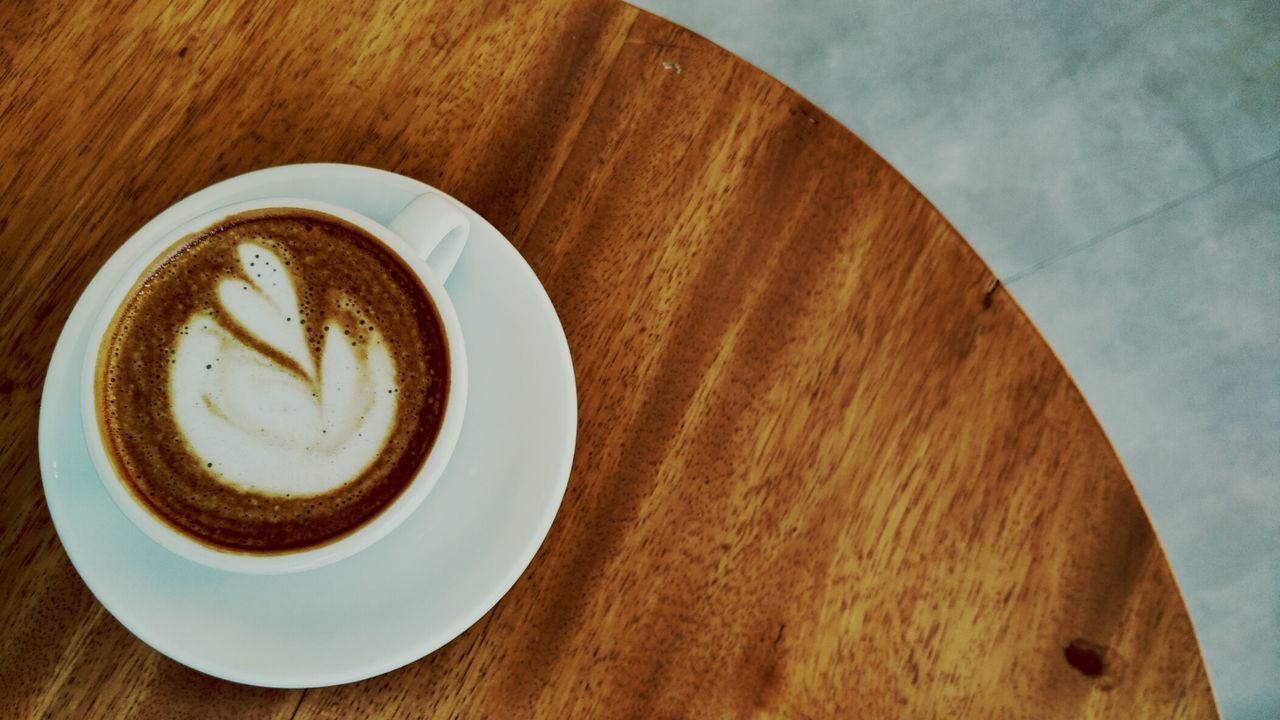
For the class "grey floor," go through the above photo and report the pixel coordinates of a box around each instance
[628,1,1280,717]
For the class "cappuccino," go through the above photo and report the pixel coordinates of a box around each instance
[95,209,449,553]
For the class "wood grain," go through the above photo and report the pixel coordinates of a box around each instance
[0,0,1217,717]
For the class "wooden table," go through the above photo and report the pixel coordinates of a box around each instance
[0,1,1217,717]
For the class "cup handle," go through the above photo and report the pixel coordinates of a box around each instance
[387,192,470,282]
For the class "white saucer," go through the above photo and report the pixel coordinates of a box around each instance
[38,164,577,688]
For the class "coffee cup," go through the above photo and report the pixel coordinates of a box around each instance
[80,194,469,574]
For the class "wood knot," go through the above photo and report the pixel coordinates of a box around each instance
[1064,640,1104,676]
[1063,638,1124,689]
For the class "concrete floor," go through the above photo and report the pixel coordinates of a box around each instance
[629,1,1280,717]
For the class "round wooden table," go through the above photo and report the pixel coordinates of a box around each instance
[0,1,1217,717]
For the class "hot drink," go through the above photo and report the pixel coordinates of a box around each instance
[94,209,450,553]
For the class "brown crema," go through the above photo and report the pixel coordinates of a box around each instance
[96,209,449,553]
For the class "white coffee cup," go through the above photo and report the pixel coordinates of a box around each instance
[80,194,469,574]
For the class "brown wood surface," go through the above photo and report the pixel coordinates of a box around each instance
[0,0,1217,717]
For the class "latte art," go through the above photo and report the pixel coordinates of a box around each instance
[171,243,398,496]
[97,210,450,553]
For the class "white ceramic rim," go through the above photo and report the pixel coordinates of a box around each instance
[78,196,470,574]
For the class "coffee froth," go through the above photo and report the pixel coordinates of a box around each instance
[96,209,449,553]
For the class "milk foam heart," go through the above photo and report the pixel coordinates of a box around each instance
[169,243,398,496]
